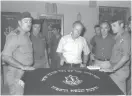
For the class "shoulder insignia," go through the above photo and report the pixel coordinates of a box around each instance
[8,28,20,36]
[14,28,20,35]
[7,30,17,36]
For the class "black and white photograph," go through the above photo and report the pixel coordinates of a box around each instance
[1,0,131,95]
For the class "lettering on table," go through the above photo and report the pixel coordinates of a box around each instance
[41,70,100,93]
[51,86,99,93]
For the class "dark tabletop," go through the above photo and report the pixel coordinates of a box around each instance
[22,68,124,95]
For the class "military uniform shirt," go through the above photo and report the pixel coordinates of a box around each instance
[110,31,131,66]
[2,27,33,66]
[30,33,46,60]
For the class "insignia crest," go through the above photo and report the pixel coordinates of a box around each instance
[63,75,83,86]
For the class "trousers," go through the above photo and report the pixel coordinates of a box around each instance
[110,65,129,94]
[33,57,49,69]
[6,66,24,95]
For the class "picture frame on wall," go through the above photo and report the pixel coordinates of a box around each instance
[39,14,64,43]
[1,12,21,51]
[99,6,129,24]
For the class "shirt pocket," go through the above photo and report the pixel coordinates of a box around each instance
[117,47,123,54]
[111,46,122,63]
[20,36,33,53]
[63,42,73,52]
[114,47,123,60]
[78,42,83,51]
[19,42,33,54]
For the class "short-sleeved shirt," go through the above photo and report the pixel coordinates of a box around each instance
[2,27,33,66]
[30,33,46,60]
[56,33,90,64]
[90,34,115,60]
[90,35,100,53]
[110,31,131,66]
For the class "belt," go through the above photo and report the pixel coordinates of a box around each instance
[64,62,80,67]
[96,58,110,61]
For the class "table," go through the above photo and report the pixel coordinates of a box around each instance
[22,68,124,95]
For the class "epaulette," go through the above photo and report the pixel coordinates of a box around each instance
[7,30,18,36]
[13,28,20,35]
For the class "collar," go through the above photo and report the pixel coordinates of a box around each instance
[17,27,30,36]
[70,32,81,40]
[101,33,109,39]
[115,30,125,40]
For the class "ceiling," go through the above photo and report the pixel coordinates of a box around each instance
[2,0,131,8]
[48,0,131,7]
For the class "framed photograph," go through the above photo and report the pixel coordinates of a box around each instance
[39,14,64,43]
[99,6,129,24]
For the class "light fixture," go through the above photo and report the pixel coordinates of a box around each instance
[77,12,81,21]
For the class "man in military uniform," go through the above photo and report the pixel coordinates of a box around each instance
[49,24,61,69]
[2,12,35,95]
[31,19,49,68]
[100,16,131,94]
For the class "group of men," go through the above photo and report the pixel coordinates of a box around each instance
[89,18,131,94]
[1,11,131,95]
[1,12,59,94]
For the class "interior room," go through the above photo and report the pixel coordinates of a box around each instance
[1,0,131,95]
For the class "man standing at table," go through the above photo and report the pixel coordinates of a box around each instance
[49,24,61,69]
[90,24,101,54]
[89,24,101,64]
[91,21,115,68]
[101,16,131,94]
[1,12,35,95]
[56,21,90,68]
[31,19,49,68]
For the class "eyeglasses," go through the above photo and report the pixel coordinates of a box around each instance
[22,18,32,23]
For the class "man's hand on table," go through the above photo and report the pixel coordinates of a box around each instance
[80,63,86,68]
[92,61,114,72]
[60,59,65,66]
[99,64,114,73]
[60,56,68,66]
[94,60,111,69]
[21,65,35,71]
[99,67,114,72]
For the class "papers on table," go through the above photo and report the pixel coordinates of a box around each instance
[87,66,100,70]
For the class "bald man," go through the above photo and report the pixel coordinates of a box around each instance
[57,21,90,68]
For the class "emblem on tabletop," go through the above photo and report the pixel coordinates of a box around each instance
[63,75,83,86]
